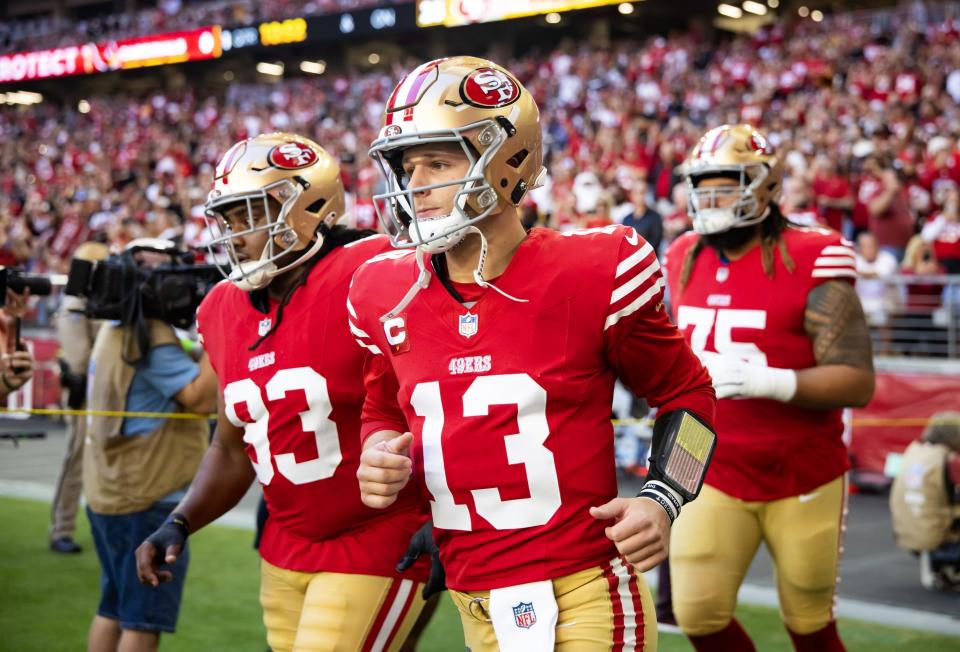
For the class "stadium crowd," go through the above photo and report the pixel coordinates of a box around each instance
[0,0,406,53]
[2,2,960,328]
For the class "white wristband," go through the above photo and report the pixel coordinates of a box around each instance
[759,366,797,402]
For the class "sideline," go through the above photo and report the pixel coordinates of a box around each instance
[4,479,959,638]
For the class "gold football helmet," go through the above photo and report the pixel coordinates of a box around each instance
[368,56,545,253]
[204,133,345,290]
[682,124,784,235]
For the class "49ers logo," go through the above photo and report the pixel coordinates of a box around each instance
[460,67,521,108]
[268,142,319,170]
[747,131,772,155]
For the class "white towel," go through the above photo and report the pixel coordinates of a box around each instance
[488,580,558,651]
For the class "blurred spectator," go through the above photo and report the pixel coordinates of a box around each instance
[621,178,664,253]
[854,155,915,259]
[921,186,960,273]
[783,176,822,228]
[919,137,960,209]
[662,182,692,244]
[581,192,615,229]
[855,231,900,327]
[900,234,946,355]
[812,155,854,234]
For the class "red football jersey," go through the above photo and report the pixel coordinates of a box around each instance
[665,226,857,501]
[348,225,714,591]
[197,234,429,579]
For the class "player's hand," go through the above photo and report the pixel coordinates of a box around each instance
[136,514,188,587]
[589,496,670,571]
[700,352,796,402]
[396,520,446,599]
[357,432,413,509]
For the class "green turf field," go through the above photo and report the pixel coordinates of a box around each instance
[1,497,956,651]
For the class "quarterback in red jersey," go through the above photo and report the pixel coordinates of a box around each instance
[664,124,876,652]
[350,56,716,651]
[135,133,431,652]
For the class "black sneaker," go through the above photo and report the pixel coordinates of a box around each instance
[50,537,82,554]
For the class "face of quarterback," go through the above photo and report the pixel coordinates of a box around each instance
[400,142,472,220]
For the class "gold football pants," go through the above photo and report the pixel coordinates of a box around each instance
[259,559,426,652]
[449,557,657,651]
[670,475,847,636]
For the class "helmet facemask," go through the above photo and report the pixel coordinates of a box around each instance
[369,119,508,254]
[687,164,773,235]
[204,178,323,291]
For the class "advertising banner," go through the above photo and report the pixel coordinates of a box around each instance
[0,26,222,84]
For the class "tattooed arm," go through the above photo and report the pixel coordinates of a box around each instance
[791,280,876,409]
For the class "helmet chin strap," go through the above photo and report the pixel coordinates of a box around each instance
[467,225,527,304]
[229,226,328,292]
[381,251,432,321]
[380,224,527,322]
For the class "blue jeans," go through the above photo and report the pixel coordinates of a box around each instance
[87,503,190,632]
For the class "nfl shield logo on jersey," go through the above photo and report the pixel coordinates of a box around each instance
[512,602,536,629]
[458,312,478,338]
[258,317,272,336]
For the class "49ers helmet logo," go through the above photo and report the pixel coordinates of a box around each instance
[268,142,319,169]
[460,67,521,108]
[747,131,772,154]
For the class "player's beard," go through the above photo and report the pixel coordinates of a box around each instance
[703,223,761,254]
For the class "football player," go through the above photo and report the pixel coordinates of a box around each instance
[135,133,432,652]
[349,56,717,651]
[664,124,876,652]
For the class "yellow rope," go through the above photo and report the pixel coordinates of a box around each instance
[0,407,214,420]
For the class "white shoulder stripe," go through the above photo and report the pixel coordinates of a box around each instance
[616,242,654,278]
[348,320,369,338]
[821,245,855,255]
[604,278,663,330]
[354,338,383,355]
[611,259,660,304]
[346,297,358,319]
[814,255,857,267]
[812,269,858,278]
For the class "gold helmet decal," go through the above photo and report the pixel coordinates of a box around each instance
[205,133,345,291]
[369,56,545,253]
[459,67,521,108]
[682,124,784,235]
[267,141,320,169]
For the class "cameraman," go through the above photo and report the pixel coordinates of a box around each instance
[82,239,216,652]
[50,241,109,555]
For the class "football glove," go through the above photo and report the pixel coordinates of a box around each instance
[701,352,797,402]
[144,512,189,564]
[396,520,446,600]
